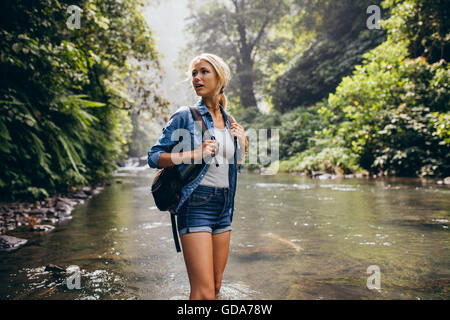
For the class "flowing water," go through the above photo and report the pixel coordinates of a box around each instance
[1,164,449,300]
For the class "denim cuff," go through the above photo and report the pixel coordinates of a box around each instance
[148,150,164,169]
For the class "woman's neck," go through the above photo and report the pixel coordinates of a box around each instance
[203,96,221,116]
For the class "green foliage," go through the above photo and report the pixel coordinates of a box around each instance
[267,0,449,177]
[279,136,363,175]
[276,104,323,159]
[0,0,165,200]
[316,0,450,177]
[382,0,449,62]
[326,38,449,176]
[271,0,386,112]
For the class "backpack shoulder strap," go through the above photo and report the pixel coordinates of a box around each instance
[189,106,207,136]
[227,114,248,153]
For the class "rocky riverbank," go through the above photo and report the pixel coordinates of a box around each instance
[0,185,104,253]
[252,167,450,184]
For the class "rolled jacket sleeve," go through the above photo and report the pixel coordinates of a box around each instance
[148,110,186,169]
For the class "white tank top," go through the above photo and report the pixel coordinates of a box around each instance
[199,127,235,188]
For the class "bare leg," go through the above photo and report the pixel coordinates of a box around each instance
[212,231,231,297]
[180,232,215,300]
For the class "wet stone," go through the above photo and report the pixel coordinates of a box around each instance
[55,201,72,213]
[29,208,48,216]
[46,208,56,216]
[71,191,88,199]
[2,211,14,217]
[0,184,103,238]
[82,186,92,195]
[58,215,72,222]
[91,187,103,195]
[45,264,65,273]
[6,220,16,230]
[41,218,58,224]
[0,235,28,252]
[32,225,55,233]
[57,197,77,206]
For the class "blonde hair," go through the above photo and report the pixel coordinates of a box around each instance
[188,53,231,109]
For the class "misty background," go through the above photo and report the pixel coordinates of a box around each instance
[143,0,269,114]
[144,0,198,112]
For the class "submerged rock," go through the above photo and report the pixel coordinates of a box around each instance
[32,224,55,233]
[44,264,65,273]
[0,235,28,252]
[71,191,88,199]
[310,171,337,180]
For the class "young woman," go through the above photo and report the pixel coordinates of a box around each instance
[148,53,247,300]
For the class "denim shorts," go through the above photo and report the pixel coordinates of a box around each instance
[177,185,232,236]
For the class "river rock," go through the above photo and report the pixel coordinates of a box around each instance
[32,224,55,232]
[0,235,28,252]
[71,191,88,199]
[59,197,78,206]
[55,201,72,214]
[116,159,126,167]
[91,187,103,195]
[6,219,16,230]
[139,156,148,166]
[444,177,450,185]
[15,213,29,226]
[45,264,65,273]
[312,172,336,180]
[81,186,92,195]
[41,217,58,224]
[2,210,14,218]
[29,208,48,216]
[46,207,56,216]
[58,215,72,223]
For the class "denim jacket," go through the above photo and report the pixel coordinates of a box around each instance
[148,98,244,216]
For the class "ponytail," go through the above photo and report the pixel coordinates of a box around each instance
[218,90,227,110]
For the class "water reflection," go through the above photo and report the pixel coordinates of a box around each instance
[0,167,448,299]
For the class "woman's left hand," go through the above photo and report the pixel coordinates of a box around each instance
[230,123,247,152]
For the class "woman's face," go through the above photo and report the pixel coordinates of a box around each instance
[191,60,218,98]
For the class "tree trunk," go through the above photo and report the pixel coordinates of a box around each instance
[237,61,258,109]
[236,18,258,112]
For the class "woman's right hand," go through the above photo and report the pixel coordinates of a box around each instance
[193,140,218,160]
